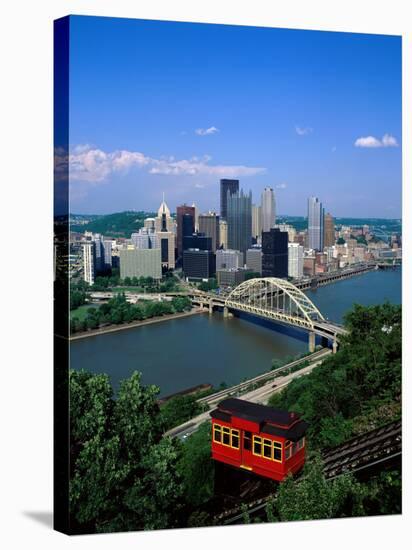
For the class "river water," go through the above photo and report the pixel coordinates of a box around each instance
[70,268,401,397]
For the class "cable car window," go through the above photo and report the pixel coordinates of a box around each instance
[297,437,305,450]
[244,431,252,451]
[253,436,262,455]
[285,446,292,459]
[222,427,230,445]
[213,424,222,443]
[273,441,282,462]
[231,429,240,449]
[263,439,272,459]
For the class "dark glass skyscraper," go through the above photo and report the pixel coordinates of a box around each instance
[262,228,288,278]
[176,205,195,258]
[183,232,212,251]
[220,179,239,220]
[227,189,252,260]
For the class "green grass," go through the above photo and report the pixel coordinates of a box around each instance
[70,304,96,321]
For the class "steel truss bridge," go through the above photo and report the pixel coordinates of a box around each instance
[190,278,347,352]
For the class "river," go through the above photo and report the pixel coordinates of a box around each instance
[70,268,401,397]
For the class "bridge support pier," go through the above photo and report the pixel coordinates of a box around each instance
[332,338,338,354]
[209,301,214,315]
[223,306,229,318]
[308,331,316,353]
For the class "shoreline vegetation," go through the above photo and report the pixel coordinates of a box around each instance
[70,307,204,340]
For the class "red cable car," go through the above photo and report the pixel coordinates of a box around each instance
[211,398,308,481]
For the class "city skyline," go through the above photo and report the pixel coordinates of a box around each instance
[67,16,401,218]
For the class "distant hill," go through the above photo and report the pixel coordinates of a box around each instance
[70,211,156,238]
[278,216,402,234]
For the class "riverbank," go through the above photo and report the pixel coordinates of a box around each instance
[69,307,206,341]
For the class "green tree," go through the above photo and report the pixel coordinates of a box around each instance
[267,456,366,522]
[177,422,214,507]
[69,371,184,533]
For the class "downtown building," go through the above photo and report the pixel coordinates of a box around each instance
[183,249,216,281]
[261,187,276,232]
[176,204,195,260]
[323,212,335,248]
[155,197,175,269]
[216,249,244,270]
[307,196,324,251]
[82,241,96,285]
[246,247,262,274]
[131,228,159,250]
[119,248,162,280]
[262,228,288,278]
[252,203,262,244]
[220,179,239,220]
[227,189,252,260]
[216,268,250,287]
[198,212,220,252]
[287,243,304,279]
[219,219,228,249]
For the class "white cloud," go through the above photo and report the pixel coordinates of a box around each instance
[65,145,265,183]
[195,126,219,136]
[354,134,398,148]
[381,134,398,147]
[276,182,287,189]
[295,125,313,136]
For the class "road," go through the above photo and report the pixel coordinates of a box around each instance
[164,351,330,440]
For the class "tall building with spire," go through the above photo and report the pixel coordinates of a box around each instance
[153,194,175,269]
[261,187,276,233]
[155,193,174,233]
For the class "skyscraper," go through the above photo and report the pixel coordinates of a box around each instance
[219,219,228,249]
[288,243,304,279]
[176,204,195,259]
[252,204,262,242]
[199,212,220,252]
[192,202,199,231]
[307,196,324,251]
[82,242,95,285]
[262,228,288,278]
[154,194,174,231]
[261,187,276,233]
[154,196,175,269]
[131,229,159,250]
[324,212,335,248]
[220,179,239,220]
[227,189,252,259]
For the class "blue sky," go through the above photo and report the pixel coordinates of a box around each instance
[67,15,402,217]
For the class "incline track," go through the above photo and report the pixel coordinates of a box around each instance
[215,419,401,525]
[322,419,401,479]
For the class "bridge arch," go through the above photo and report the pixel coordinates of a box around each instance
[224,277,325,330]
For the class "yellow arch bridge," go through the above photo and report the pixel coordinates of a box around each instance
[189,278,347,353]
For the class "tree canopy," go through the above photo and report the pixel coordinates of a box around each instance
[69,370,183,533]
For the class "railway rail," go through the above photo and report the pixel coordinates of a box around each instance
[215,419,401,525]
